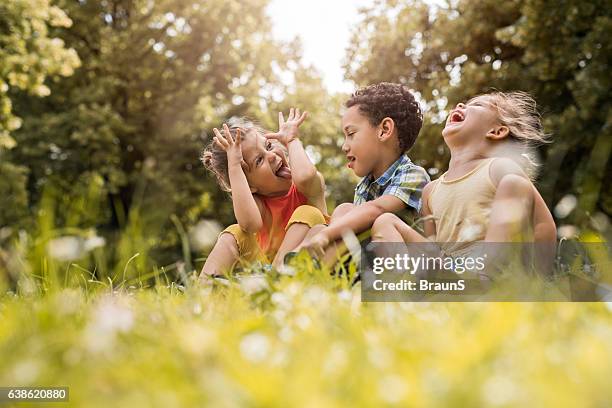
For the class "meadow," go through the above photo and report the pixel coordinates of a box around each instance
[1,243,611,407]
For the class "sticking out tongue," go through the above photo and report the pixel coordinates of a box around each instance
[276,164,292,179]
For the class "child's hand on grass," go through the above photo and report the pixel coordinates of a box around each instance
[299,231,330,259]
[265,107,308,145]
[213,124,244,167]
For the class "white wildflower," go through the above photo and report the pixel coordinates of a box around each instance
[192,303,202,315]
[189,220,223,251]
[270,349,289,367]
[54,289,83,316]
[93,297,134,333]
[83,295,134,353]
[272,310,286,324]
[277,264,296,276]
[482,375,519,406]
[554,194,577,219]
[240,332,270,363]
[239,275,269,295]
[378,374,408,404]
[302,286,328,307]
[278,327,293,342]
[557,225,579,239]
[284,282,301,297]
[337,290,352,302]
[322,343,348,377]
[84,235,106,251]
[271,292,292,311]
[295,314,311,330]
[179,323,216,356]
[47,236,84,261]
[368,348,392,370]
[11,359,40,384]
[590,212,609,232]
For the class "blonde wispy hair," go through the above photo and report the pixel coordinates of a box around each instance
[470,90,551,179]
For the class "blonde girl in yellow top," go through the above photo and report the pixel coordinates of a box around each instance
[371,91,556,256]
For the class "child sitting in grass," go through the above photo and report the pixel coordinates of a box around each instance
[370,91,556,258]
[199,109,328,277]
[294,83,430,266]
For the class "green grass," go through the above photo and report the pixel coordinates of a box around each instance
[1,195,611,406]
[1,260,611,407]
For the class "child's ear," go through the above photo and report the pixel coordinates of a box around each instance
[378,117,395,142]
[486,125,510,140]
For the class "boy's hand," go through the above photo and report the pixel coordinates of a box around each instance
[213,124,244,166]
[265,107,308,145]
[300,231,330,259]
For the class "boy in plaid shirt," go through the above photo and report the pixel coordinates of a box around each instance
[295,83,429,266]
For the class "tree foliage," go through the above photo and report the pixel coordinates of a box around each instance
[0,0,80,227]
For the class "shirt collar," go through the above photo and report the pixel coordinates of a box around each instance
[355,154,410,191]
[373,154,409,186]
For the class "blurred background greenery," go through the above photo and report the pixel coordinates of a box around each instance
[0,0,610,282]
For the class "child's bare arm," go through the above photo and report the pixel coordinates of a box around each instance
[300,195,407,257]
[265,108,326,211]
[486,158,535,241]
[485,174,534,241]
[532,186,557,274]
[228,162,265,233]
[532,186,556,242]
[214,125,264,233]
[420,182,437,239]
[287,140,325,202]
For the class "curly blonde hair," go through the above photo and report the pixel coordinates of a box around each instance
[200,117,265,192]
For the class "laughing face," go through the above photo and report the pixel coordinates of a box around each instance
[442,95,500,145]
[340,105,384,177]
[240,131,292,196]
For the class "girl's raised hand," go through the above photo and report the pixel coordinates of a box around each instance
[213,124,244,166]
[264,107,308,145]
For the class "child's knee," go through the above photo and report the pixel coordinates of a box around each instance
[331,203,354,220]
[371,212,401,233]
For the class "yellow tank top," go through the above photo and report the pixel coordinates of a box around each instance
[429,158,497,255]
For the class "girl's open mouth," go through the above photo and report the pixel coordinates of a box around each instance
[449,110,465,123]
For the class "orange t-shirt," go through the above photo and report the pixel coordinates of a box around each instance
[257,184,307,259]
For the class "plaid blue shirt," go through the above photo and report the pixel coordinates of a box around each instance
[353,154,430,212]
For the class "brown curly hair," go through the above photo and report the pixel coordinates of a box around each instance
[346,82,423,152]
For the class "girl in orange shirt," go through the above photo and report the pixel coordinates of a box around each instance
[200,109,328,277]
